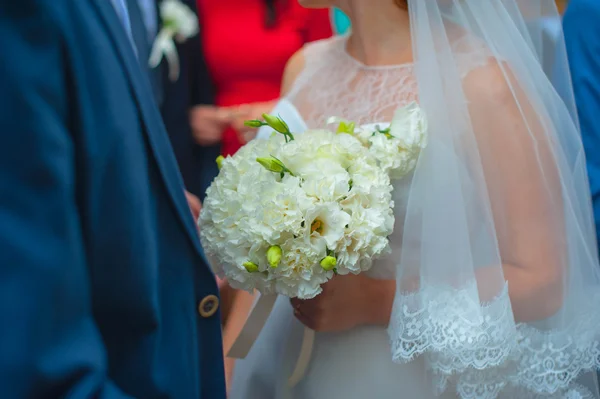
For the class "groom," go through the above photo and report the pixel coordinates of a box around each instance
[563,0,600,255]
[0,0,225,397]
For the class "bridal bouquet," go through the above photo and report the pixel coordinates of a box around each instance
[200,105,427,300]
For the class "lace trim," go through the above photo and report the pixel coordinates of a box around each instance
[388,280,600,398]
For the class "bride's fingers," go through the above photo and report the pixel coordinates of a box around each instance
[290,298,302,310]
[291,299,314,323]
[293,307,317,330]
[291,297,320,315]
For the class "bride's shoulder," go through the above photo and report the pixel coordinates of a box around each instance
[450,37,514,102]
[462,60,514,107]
[281,36,344,95]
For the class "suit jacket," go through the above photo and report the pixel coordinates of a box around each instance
[564,0,600,253]
[0,1,225,397]
[152,0,218,199]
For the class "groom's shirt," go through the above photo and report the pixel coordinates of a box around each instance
[137,0,158,41]
[563,0,600,254]
[111,0,134,45]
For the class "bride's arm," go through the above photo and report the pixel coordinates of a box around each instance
[464,62,565,322]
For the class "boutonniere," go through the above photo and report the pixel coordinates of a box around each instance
[149,0,199,81]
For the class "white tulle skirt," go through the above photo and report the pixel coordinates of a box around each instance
[229,295,458,399]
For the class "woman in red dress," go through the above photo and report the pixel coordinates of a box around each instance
[196,0,333,156]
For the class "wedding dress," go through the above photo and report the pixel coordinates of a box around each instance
[227,2,600,397]
[230,37,437,399]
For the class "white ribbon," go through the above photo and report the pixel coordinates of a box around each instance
[148,28,180,82]
[227,294,315,388]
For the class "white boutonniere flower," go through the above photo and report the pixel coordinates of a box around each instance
[149,0,199,81]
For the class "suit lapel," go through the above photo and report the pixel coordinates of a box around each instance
[92,0,205,258]
[152,0,165,106]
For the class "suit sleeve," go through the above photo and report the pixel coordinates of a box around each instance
[564,0,600,246]
[0,4,133,398]
[188,0,214,106]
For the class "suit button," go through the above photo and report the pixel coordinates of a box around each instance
[198,295,219,318]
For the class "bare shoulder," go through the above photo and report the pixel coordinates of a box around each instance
[462,60,514,107]
[281,48,307,96]
[463,59,544,146]
[281,37,341,96]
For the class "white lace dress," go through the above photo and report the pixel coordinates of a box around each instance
[228,36,599,399]
[228,36,458,399]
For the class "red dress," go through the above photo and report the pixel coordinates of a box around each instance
[197,0,333,156]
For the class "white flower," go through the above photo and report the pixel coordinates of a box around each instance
[326,104,428,181]
[369,133,419,179]
[272,238,330,299]
[304,202,352,249]
[160,0,199,39]
[354,103,429,180]
[389,101,428,150]
[337,194,394,273]
[149,0,199,81]
[301,166,350,202]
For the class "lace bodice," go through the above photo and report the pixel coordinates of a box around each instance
[286,36,418,130]
[285,35,493,130]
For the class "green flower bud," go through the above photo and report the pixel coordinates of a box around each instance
[377,127,394,139]
[216,155,225,170]
[336,121,356,135]
[244,119,264,128]
[320,256,337,271]
[256,157,286,173]
[266,246,282,268]
[262,114,290,134]
[243,261,259,273]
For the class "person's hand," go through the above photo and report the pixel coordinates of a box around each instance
[189,105,232,146]
[229,101,277,144]
[290,274,395,333]
[185,190,202,222]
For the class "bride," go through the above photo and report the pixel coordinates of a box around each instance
[227,0,600,397]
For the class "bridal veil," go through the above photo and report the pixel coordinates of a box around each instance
[389,0,600,397]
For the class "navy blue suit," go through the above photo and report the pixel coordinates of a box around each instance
[564,0,600,254]
[0,0,225,397]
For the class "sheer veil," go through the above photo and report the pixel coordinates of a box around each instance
[388,0,600,397]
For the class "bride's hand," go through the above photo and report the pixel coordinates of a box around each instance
[290,274,395,332]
